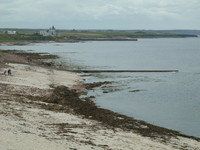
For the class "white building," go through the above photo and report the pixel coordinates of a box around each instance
[39,26,57,36]
[6,31,17,35]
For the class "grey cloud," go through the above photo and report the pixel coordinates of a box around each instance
[0,0,200,29]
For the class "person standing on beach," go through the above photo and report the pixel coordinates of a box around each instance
[8,69,11,75]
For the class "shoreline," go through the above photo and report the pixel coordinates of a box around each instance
[0,35,198,46]
[0,40,79,46]
[0,50,200,149]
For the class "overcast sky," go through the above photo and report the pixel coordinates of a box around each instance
[0,0,200,30]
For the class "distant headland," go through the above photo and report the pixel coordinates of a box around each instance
[0,27,198,44]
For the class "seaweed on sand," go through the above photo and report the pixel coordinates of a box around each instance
[44,86,200,142]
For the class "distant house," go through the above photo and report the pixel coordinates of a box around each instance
[39,26,57,36]
[4,30,17,35]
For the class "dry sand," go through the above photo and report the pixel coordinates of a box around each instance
[0,63,81,89]
[0,63,200,150]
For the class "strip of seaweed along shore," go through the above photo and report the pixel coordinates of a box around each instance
[39,86,199,142]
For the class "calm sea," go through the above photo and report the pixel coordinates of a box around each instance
[1,38,200,137]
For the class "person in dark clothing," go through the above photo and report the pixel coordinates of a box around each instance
[8,69,11,75]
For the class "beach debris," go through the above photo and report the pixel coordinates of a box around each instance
[84,81,112,90]
[129,89,143,93]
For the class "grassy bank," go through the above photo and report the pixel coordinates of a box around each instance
[61,30,198,38]
[0,34,57,42]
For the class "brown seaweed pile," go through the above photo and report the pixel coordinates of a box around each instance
[43,86,200,142]
[0,50,58,66]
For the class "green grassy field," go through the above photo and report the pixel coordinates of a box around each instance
[0,34,56,42]
[61,30,197,38]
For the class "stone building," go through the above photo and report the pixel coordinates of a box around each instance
[39,26,57,36]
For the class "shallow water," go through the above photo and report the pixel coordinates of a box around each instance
[1,38,200,137]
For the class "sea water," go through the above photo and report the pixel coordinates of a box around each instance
[1,38,200,137]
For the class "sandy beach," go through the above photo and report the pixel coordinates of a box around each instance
[0,62,200,150]
[0,50,199,150]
